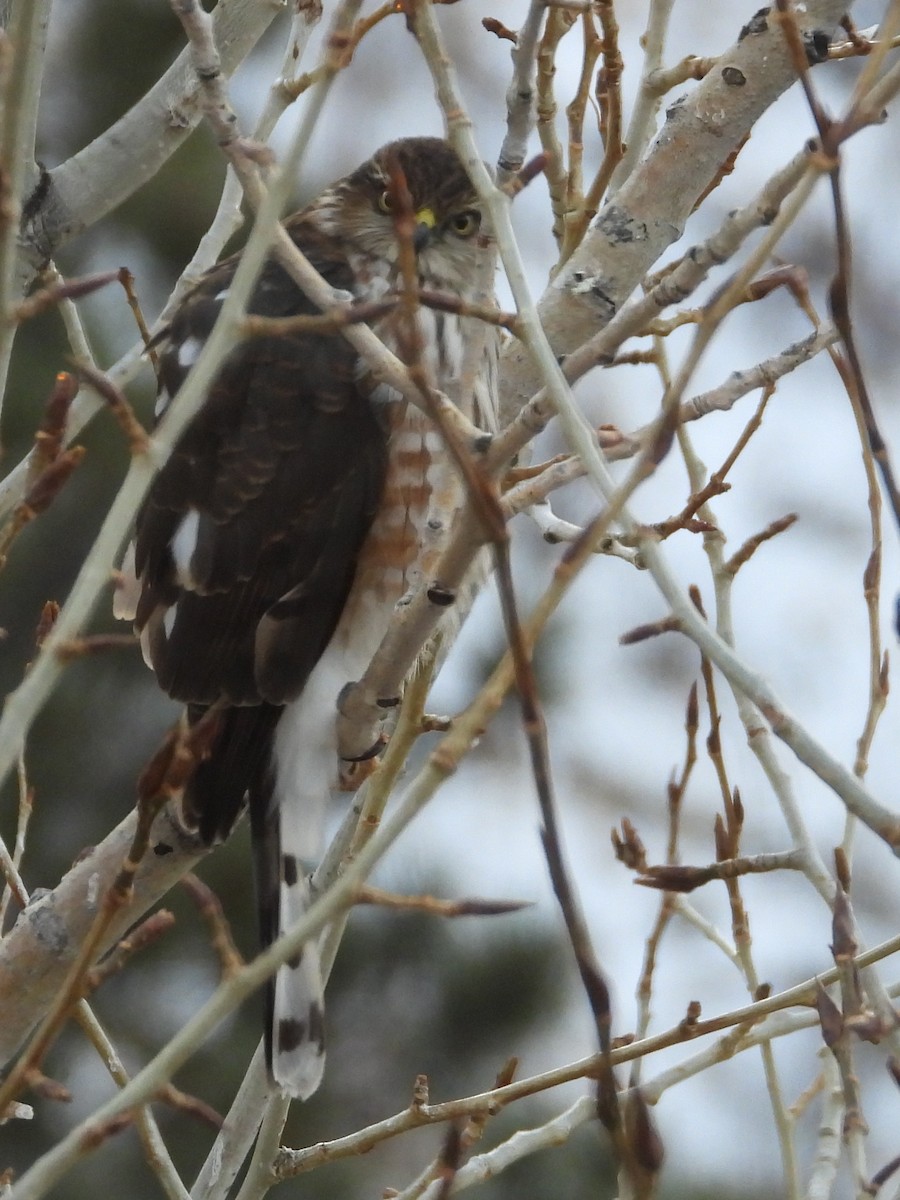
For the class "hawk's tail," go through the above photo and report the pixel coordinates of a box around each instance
[251,789,326,1100]
[183,703,280,842]
[185,703,327,1100]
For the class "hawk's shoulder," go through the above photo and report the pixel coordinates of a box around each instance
[154,216,359,414]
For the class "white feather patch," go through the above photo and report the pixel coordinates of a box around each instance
[138,624,154,671]
[271,650,347,850]
[163,605,178,639]
[170,510,201,587]
[113,542,140,621]
[177,335,204,369]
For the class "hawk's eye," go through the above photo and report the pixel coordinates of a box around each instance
[377,190,393,214]
[449,210,480,238]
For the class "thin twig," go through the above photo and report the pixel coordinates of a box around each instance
[0,0,54,422]
[609,0,676,191]
[497,0,544,181]
[628,682,696,1088]
[273,939,900,1182]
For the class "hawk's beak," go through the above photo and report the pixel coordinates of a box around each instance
[413,207,437,253]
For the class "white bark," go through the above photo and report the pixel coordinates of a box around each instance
[0,806,207,1068]
[20,0,283,275]
[499,0,851,419]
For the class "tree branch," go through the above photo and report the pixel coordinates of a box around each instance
[499,0,854,420]
[20,0,284,276]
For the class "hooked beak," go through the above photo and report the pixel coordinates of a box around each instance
[413,206,437,253]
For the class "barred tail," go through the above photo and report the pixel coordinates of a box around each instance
[251,785,326,1099]
[250,680,341,1100]
[183,702,327,1099]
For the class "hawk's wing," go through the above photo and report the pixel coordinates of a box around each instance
[133,222,389,713]
[129,222,389,856]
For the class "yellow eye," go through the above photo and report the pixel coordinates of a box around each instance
[450,210,480,237]
[377,190,393,214]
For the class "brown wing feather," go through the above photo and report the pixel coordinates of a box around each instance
[134,221,388,710]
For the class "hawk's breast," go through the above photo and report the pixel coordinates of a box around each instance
[330,246,496,662]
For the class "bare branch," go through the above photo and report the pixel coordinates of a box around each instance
[500,0,854,420]
[20,0,283,275]
[0,0,54,417]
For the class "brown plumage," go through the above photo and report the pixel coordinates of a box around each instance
[119,137,499,1098]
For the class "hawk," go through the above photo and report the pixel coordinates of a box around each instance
[117,137,498,1099]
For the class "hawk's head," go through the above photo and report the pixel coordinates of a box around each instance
[314,137,489,289]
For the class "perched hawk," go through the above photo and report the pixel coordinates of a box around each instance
[117,138,498,1098]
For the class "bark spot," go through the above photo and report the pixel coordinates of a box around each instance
[427,583,456,607]
[28,905,68,953]
[803,29,830,65]
[739,8,770,39]
[597,204,647,245]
